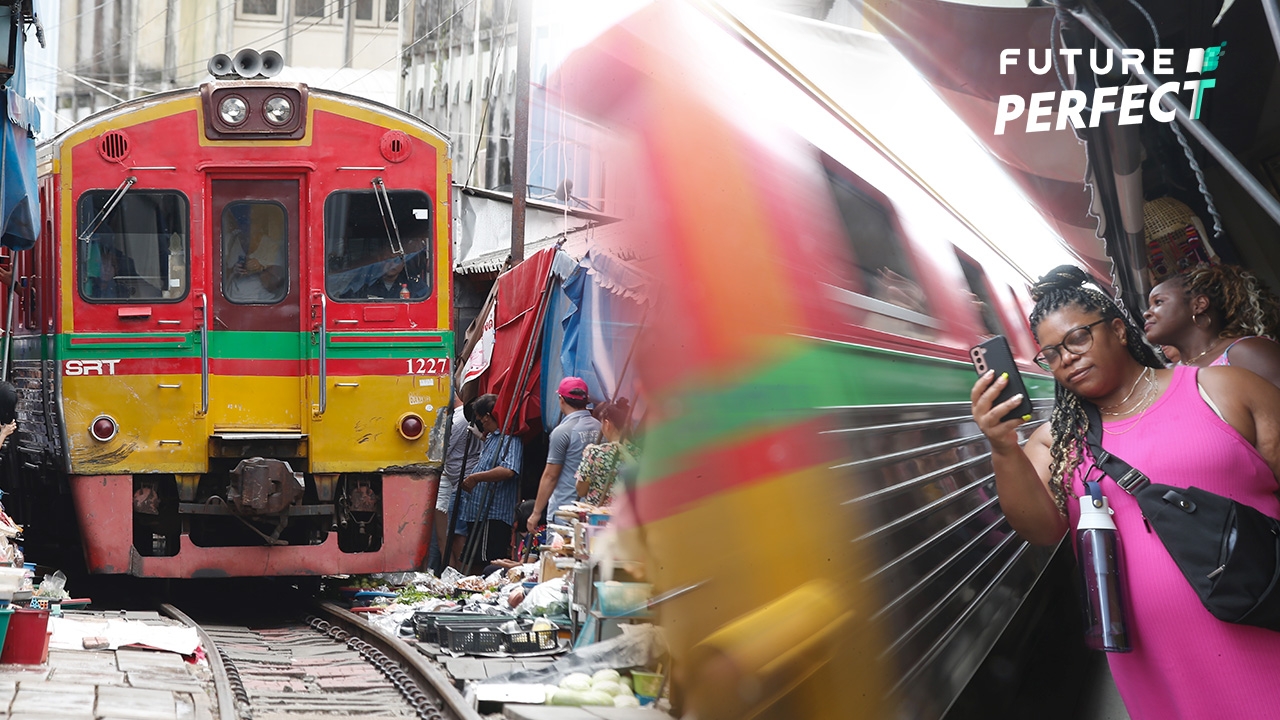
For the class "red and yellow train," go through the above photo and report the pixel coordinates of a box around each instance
[5,75,453,577]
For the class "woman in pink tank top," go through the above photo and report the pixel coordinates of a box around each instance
[1143,263,1280,387]
[970,266,1280,720]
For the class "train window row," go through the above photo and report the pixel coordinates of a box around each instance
[821,158,1029,353]
[75,188,433,306]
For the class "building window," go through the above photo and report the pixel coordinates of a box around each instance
[338,0,372,20]
[294,0,325,18]
[242,0,278,15]
[324,190,433,302]
[385,0,399,22]
[77,191,190,303]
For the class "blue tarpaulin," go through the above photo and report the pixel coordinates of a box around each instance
[541,249,647,429]
[1,23,39,251]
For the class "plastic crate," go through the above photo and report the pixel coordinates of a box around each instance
[440,624,506,654]
[507,623,558,653]
[412,612,496,643]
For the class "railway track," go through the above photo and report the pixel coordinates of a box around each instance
[161,601,481,720]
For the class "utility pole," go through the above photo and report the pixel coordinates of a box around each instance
[126,0,138,99]
[343,0,355,68]
[163,0,178,89]
[510,0,531,265]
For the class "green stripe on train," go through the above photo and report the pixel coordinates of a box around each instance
[639,337,1054,480]
[53,331,454,359]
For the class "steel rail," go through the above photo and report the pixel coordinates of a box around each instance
[313,601,482,720]
[158,603,241,720]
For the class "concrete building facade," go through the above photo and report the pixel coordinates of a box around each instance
[54,0,405,128]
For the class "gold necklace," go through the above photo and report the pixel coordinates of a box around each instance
[1099,367,1153,415]
[1102,378,1159,434]
[1181,338,1225,366]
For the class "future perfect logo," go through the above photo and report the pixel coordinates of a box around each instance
[994,43,1225,135]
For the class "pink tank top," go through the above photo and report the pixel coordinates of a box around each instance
[1066,365,1280,719]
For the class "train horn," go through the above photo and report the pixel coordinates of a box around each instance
[208,53,234,77]
[259,50,284,78]
[232,49,263,79]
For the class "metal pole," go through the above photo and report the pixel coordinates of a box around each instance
[343,0,355,68]
[162,0,177,89]
[1,267,13,382]
[1068,5,1280,230]
[0,113,10,382]
[510,0,531,264]
[1264,0,1280,68]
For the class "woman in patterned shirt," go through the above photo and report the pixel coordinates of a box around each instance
[575,398,638,507]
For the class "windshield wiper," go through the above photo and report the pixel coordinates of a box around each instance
[371,177,405,256]
[78,176,137,243]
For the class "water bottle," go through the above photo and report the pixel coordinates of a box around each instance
[1077,483,1132,652]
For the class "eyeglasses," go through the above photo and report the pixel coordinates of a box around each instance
[1034,319,1109,370]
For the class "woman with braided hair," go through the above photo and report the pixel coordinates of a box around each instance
[1144,263,1280,387]
[971,265,1280,719]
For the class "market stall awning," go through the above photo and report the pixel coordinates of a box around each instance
[2,39,39,251]
[454,185,617,274]
[540,249,648,430]
[462,247,571,439]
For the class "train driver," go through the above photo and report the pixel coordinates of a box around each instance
[352,248,427,300]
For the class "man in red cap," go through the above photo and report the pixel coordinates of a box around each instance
[528,377,602,532]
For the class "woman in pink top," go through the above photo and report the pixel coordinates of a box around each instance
[970,266,1280,720]
[1143,263,1280,387]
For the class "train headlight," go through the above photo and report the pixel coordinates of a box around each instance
[218,96,248,125]
[90,415,118,442]
[263,96,293,125]
[398,413,424,441]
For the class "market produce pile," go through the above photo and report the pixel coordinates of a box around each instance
[548,669,642,708]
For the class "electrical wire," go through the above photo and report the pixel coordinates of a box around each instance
[335,0,479,92]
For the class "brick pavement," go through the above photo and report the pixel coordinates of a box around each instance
[0,612,215,720]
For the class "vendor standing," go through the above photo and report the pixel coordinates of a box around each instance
[457,394,524,568]
[432,397,482,571]
[528,377,601,533]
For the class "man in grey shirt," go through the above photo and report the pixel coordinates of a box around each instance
[432,398,482,570]
[528,377,601,532]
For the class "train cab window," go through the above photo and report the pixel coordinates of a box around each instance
[956,253,1009,338]
[324,190,432,302]
[221,201,289,305]
[823,165,939,341]
[77,191,189,303]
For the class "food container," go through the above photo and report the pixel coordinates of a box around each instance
[0,567,25,601]
[631,670,663,705]
[594,582,652,617]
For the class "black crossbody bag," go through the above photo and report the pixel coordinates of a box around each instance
[1082,401,1280,630]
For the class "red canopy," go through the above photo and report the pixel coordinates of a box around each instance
[475,247,558,438]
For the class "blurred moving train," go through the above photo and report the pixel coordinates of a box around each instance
[556,4,1063,719]
[565,0,1280,715]
[2,50,453,578]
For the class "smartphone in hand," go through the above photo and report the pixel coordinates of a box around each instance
[970,336,1034,423]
